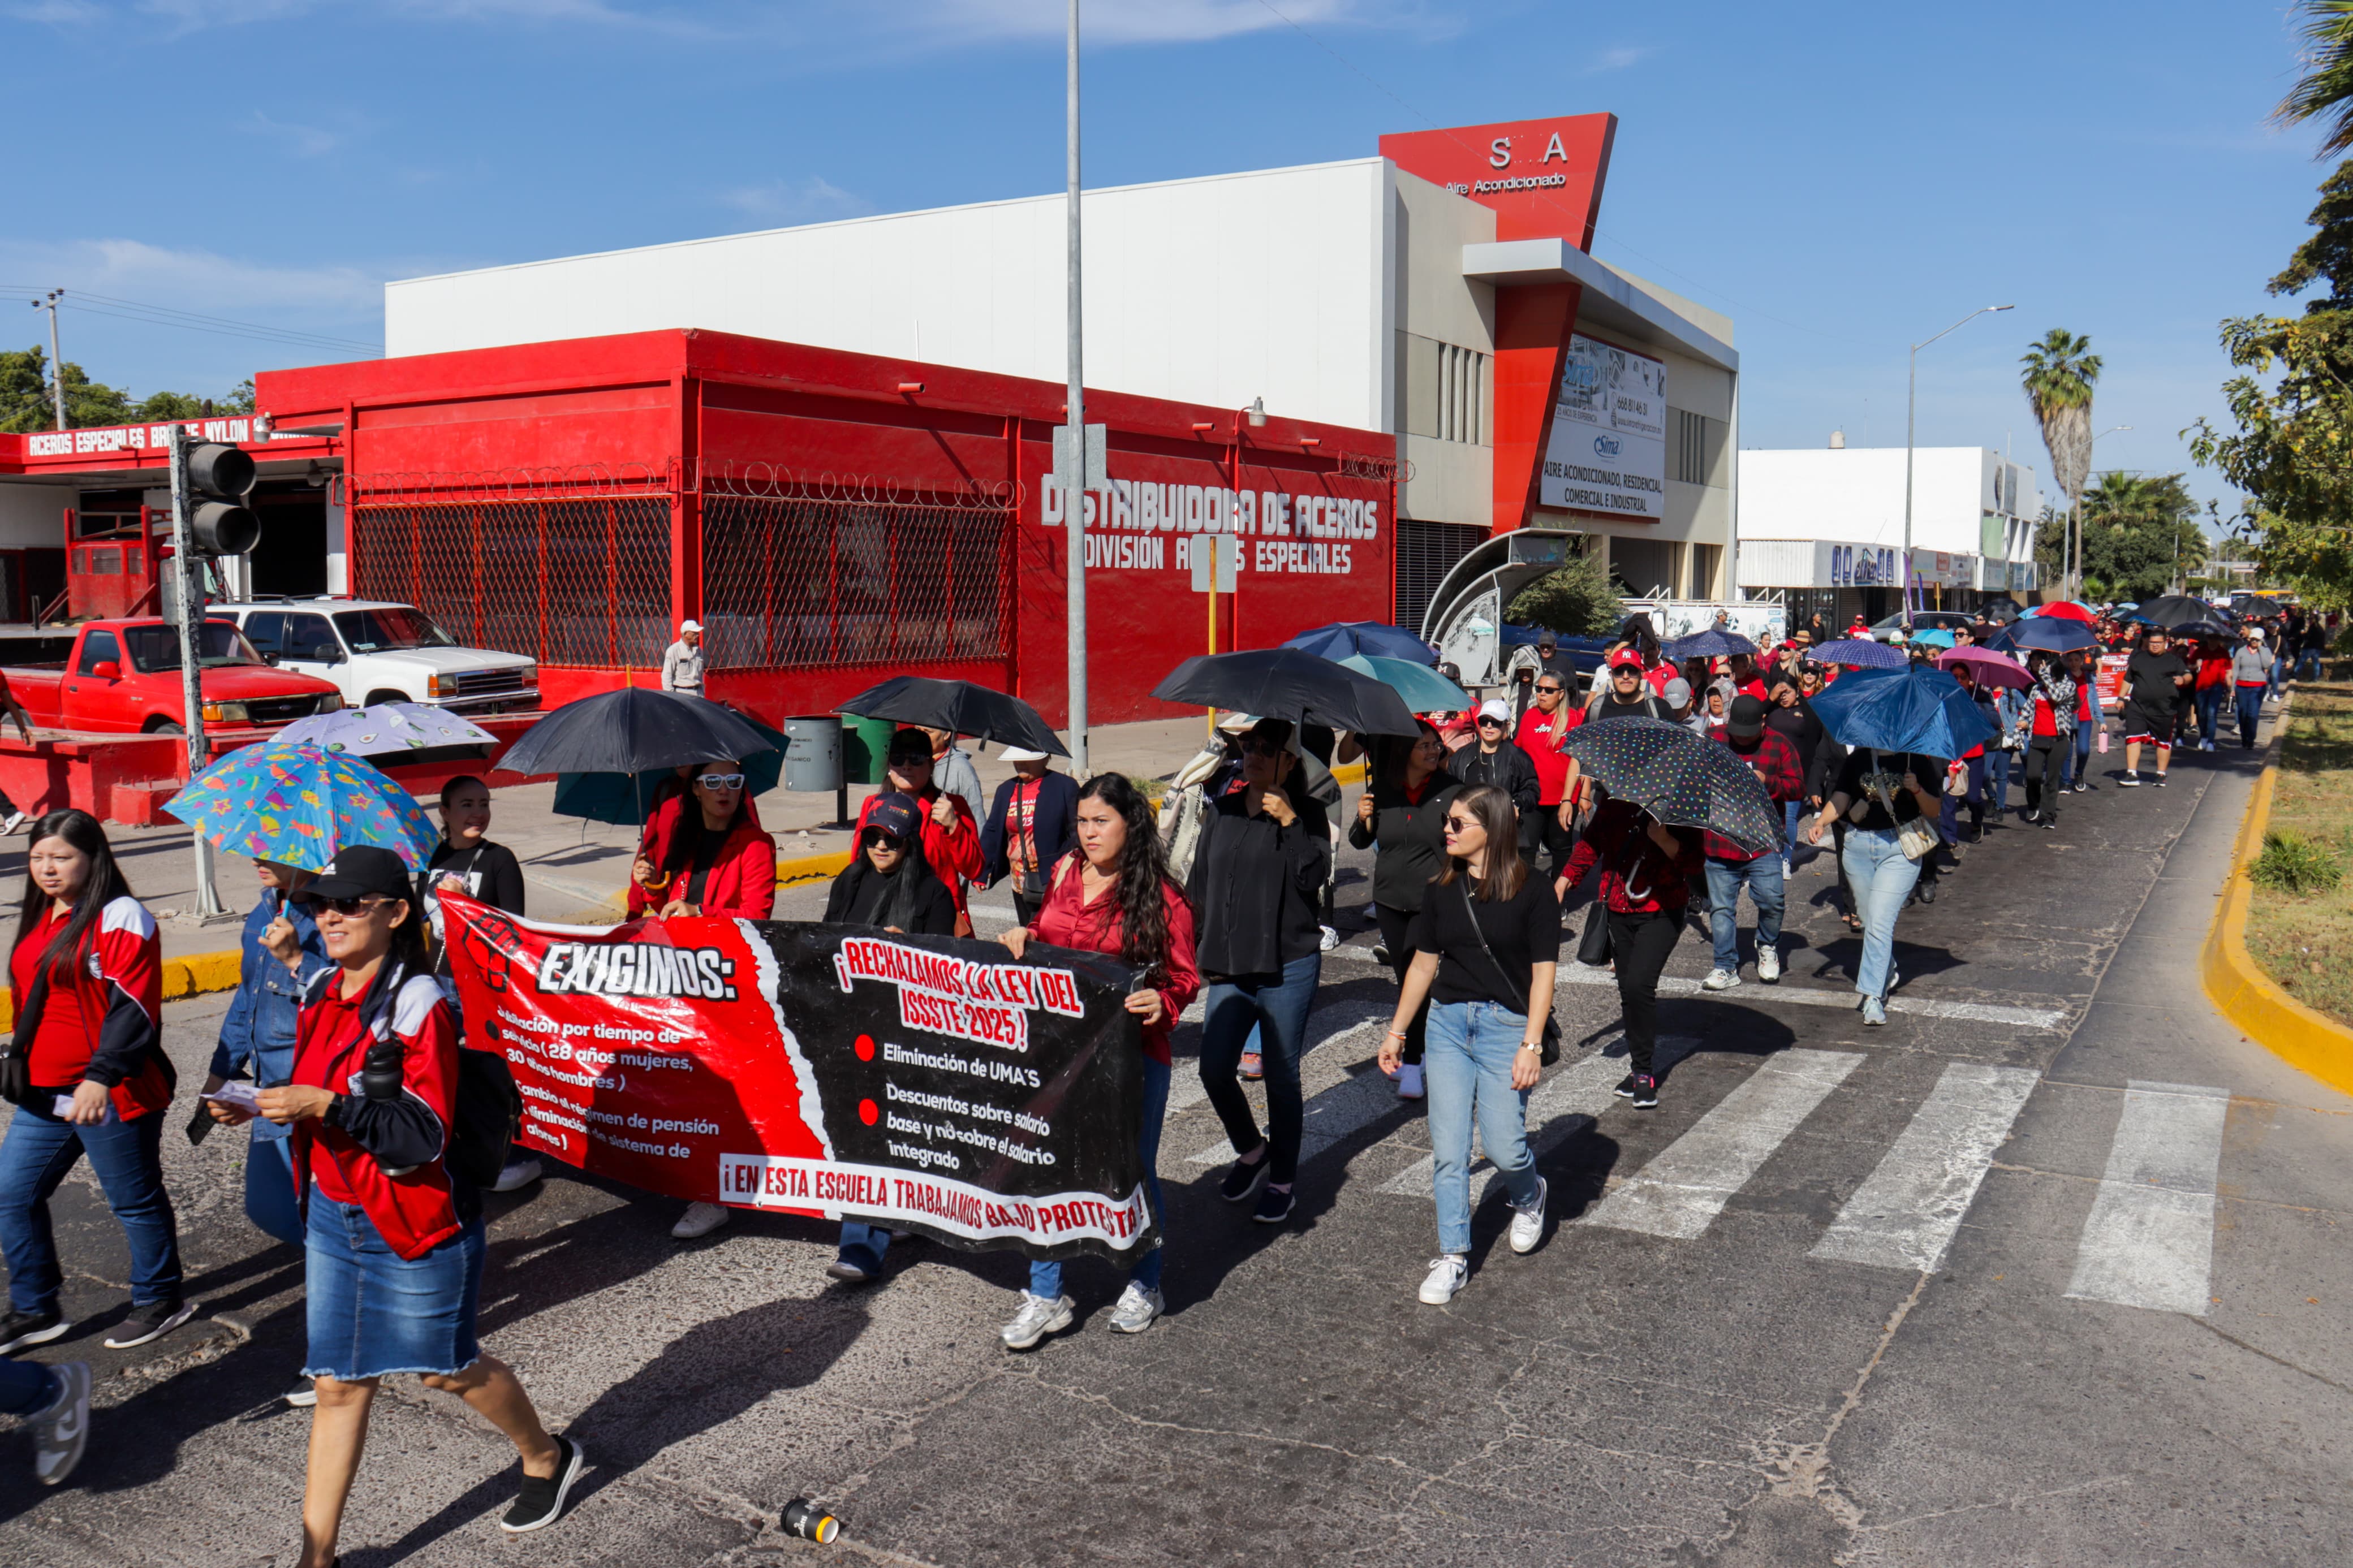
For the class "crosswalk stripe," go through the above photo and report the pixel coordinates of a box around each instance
[1809,1061,2040,1272]
[1581,1048,1863,1239]
[1183,1013,1395,1166]
[1164,999,1384,1119]
[2064,1079,2230,1316]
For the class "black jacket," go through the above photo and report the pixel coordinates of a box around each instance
[824,856,959,935]
[1348,774,1463,914]
[1764,703,1834,801]
[978,771,1080,888]
[1187,786,1331,977]
[1448,741,1539,814]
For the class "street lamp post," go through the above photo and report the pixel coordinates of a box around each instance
[1904,304,2013,621]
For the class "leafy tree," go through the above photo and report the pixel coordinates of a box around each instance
[1505,548,1624,636]
[1,345,256,433]
[2076,472,2208,601]
[2276,1,2353,157]
[2020,329,2102,594]
[2187,160,2353,607]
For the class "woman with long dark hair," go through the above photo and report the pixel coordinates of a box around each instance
[420,774,538,1195]
[239,844,581,1562]
[1380,785,1559,1304]
[2022,651,2077,830]
[0,810,186,1357]
[1348,720,1462,1102]
[1558,793,1704,1111]
[997,774,1199,1349]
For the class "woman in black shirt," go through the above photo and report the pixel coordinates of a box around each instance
[1378,785,1559,1306]
[1187,720,1330,1226]
[420,775,536,1194]
[1805,749,1943,1026]
[1347,721,1461,1102]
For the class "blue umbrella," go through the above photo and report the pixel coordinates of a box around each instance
[1989,617,2097,656]
[1338,654,1472,712]
[1807,664,1997,759]
[1282,620,1436,665]
[1814,638,1907,669]
[1661,627,1758,660]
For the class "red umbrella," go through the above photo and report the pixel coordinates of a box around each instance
[1936,646,2032,690]
[2032,601,2096,623]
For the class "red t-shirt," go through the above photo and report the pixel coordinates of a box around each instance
[8,896,169,1118]
[1514,703,1580,805]
[1027,854,1200,1066]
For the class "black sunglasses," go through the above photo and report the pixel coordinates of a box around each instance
[313,893,399,917]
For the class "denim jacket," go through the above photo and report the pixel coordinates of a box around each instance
[208,893,332,1141]
[1992,688,2032,749]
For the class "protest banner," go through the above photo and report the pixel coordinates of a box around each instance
[439,893,1158,1262]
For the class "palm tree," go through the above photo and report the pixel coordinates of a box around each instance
[2020,329,2101,597]
[2276,1,2353,157]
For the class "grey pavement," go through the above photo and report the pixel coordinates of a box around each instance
[1,699,2348,1566]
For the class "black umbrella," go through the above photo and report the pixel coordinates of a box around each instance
[1662,627,1758,661]
[836,677,1068,757]
[1562,716,1779,854]
[1152,647,1422,736]
[495,687,777,777]
[2132,594,2236,630]
[1988,617,2097,656]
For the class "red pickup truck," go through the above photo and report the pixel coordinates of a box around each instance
[1,617,344,735]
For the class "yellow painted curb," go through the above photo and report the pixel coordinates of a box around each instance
[775,849,853,886]
[3,947,245,1029]
[2200,755,2353,1098]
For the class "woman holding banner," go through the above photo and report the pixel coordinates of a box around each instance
[998,774,1199,1349]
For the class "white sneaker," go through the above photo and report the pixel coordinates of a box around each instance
[1508,1177,1548,1255]
[0,811,24,837]
[1395,1062,1425,1100]
[1319,924,1339,952]
[1702,967,1740,991]
[670,1200,730,1239]
[284,1381,318,1408]
[1417,1255,1468,1304]
[31,1362,88,1487]
[1000,1291,1075,1350]
[1756,949,1781,984]
[492,1156,544,1193]
[1107,1281,1163,1334]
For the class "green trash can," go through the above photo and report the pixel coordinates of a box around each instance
[842,714,898,786]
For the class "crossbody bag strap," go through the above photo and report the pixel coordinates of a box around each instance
[1454,877,1532,1018]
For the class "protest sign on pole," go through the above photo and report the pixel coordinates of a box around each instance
[441,893,1158,1263]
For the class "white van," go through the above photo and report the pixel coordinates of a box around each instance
[214,598,538,714]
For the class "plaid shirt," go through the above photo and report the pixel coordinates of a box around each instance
[1706,729,1804,862]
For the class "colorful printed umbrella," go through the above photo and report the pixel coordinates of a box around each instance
[273,702,498,769]
[1813,638,1907,669]
[1338,654,1472,713]
[1562,716,1779,854]
[1908,627,1958,649]
[165,743,440,871]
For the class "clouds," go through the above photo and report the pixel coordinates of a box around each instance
[0,237,384,317]
[1586,44,1654,74]
[717,177,875,226]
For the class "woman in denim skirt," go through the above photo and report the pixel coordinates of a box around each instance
[229,844,583,1566]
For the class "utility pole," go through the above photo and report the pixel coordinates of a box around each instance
[1904,304,2011,623]
[1062,0,1089,779]
[166,425,227,919]
[32,291,65,430]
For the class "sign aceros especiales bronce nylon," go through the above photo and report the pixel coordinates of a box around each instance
[439,893,1159,1263]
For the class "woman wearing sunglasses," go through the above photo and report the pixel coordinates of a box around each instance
[856,728,983,932]
[421,775,538,1196]
[1349,720,1462,1102]
[240,844,582,1562]
[0,810,185,1359]
[1379,784,1559,1305]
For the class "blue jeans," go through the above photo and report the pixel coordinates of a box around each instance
[1030,1055,1169,1299]
[1197,953,1321,1185]
[245,1131,303,1249]
[1781,800,1805,861]
[2298,647,2322,680]
[0,1102,182,1315]
[1424,1000,1542,1256]
[1704,856,1784,971]
[1985,748,2013,814]
[2196,686,2225,746]
[2235,685,2265,747]
[2074,718,2095,779]
[0,1354,54,1414]
[1841,826,1920,1003]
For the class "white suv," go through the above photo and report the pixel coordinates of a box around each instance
[214,599,539,714]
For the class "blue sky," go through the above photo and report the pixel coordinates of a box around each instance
[1,1,2337,518]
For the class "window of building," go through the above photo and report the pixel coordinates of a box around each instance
[1437,343,1486,445]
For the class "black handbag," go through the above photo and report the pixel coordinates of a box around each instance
[1576,901,1613,967]
[1,966,51,1108]
[1453,878,1562,1066]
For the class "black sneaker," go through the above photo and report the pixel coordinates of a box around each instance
[1252,1183,1295,1224]
[2119,772,2140,787]
[1219,1151,1270,1204]
[1613,1073,1637,1098]
[2153,774,2169,787]
[0,1306,67,1355]
[1630,1075,1660,1109]
[501,1433,586,1534]
[103,1298,196,1350]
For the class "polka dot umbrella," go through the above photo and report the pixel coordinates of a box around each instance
[1562,716,1779,855]
[164,742,441,872]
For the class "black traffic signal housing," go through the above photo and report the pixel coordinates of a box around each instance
[186,443,261,555]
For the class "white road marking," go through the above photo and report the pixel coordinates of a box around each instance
[1811,1061,2041,1272]
[1183,1012,1396,1165]
[1581,1048,1863,1240]
[1164,999,1385,1118]
[2064,1079,2230,1316]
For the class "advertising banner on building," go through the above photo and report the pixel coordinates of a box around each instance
[1540,334,1667,520]
[441,894,1159,1263]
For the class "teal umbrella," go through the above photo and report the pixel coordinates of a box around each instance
[1339,654,1471,713]
[553,716,788,827]
[166,743,440,871]
[1909,628,1957,649]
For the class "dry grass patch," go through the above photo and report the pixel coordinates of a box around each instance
[2246,669,2353,1027]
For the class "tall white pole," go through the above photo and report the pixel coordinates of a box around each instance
[1903,345,1917,625]
[1063,0,1088,779]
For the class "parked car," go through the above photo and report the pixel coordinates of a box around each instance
[1,617,342,735]
[212,598,538,714]
[1868,609,1981,643]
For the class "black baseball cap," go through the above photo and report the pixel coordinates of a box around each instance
[1536,629,1558,649]
[303,844,413,902]
[1727,694,1768,738]
[864,792,921,841]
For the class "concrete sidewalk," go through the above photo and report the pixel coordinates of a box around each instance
[17,713,1227,963]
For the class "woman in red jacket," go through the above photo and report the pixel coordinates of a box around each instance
[0,810,186,1357]
[239,844,581,1563]
[856,727,984,930]
[997,773,1199,1350]
[631,761,777,922]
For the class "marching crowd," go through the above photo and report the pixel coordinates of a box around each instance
[0,599,2327,1561]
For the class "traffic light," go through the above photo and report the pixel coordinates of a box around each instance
[185,443,261,555]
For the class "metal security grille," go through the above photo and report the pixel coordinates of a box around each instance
[351,474,674,669]
[1394,518,1486,636]
[699,473,1013,672]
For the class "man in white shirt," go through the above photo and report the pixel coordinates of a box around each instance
[662,620,705,694]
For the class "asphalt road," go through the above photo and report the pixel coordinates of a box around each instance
[2,716,2348,1567]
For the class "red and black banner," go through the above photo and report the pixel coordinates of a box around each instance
[440,893,1157,1262]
